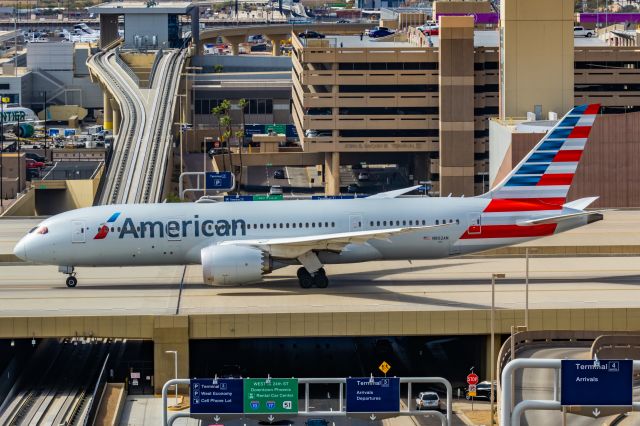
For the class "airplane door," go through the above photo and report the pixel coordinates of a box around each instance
[467,212,482,235]
[349,214,363,231]
[71,221,86,243]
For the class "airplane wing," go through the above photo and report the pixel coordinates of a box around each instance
[517,211,604,226]
[367,185,422,199]
[219,224,449,258]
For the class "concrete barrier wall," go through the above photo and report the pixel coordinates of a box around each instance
[0,189,35,217]
[191,55,292,72]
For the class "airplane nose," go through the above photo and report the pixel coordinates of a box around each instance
[13,238,27,261]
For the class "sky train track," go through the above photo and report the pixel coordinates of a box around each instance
[88,45,186,205]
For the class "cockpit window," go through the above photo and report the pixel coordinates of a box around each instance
[28,226,38,233]
[36,226,48,235]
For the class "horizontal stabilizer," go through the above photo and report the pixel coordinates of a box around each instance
[517,211,603,226]
[563,196,599,211]
[368,185,422,199]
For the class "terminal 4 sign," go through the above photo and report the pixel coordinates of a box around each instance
[346,377,400,413]
[561,360,633,406]
[190,378,244,414]
[243,378,299,414]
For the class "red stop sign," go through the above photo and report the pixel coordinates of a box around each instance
[467,373,479,385]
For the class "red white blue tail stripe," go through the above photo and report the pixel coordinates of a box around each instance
[487,103,599,206]
[458,104,599,243]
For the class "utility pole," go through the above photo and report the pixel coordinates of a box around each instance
[0,100,4,211]
[43,91,47,160]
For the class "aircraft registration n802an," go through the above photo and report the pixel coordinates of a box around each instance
[14,104,604,288]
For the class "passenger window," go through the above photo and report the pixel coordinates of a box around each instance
[383,221,387,226]
[422,220,426,225]
[402,220,406,226]
[286,223,290,228]
[299,223,303,228]
[377,221,380,226]
[396,220,400,226]
[409,220,413,226]
[267,224,271,229]
[331,222,335,227]
[436,220,439,225]
[293,223,297,228]
[456,219,460,224]
[260,224,264,229]
[318,222,322,228]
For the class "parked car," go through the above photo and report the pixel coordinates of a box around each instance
[25,158,45,169]
[298,30,325,39]
[369,28,395,38]
[305,130,332,137]
[357,171,370,181]
[336,19,351,24]
[24,152,46,163]
[269,185,283,196]
[421,24,439,36]
[365,26,389,36]
[465,381,496,401]
[574,26,595,37]
[415,391,442,411]
[273,169,286,179]
[26,168,40,180]
[208,147,229,158]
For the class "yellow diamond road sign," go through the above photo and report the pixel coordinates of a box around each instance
[379,361,391,374]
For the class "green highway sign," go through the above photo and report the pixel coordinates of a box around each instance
[266,124,286,135]
[253,195,284,201]
[243,378,298,414]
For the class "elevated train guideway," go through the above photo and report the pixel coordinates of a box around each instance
[1,211,640,391]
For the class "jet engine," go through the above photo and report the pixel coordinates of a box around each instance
[201,245,271,286]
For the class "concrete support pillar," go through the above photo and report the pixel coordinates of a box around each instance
[413,153,428,183]
[265,34,287,56]
[272,38,281,56]
[153,316,189,395]
[110,98,120,135]
[324,152,340,195]
[438,16,475,196]
[103,91,113,131]
[222,35,246,56]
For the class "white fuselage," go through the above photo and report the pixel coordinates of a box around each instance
[14,197,589,268]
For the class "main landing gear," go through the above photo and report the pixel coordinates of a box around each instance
[59,266,78,288]
[297,267,329,289]
[296,251,329,289]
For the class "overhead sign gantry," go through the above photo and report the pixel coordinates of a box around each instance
[163,376,453,426]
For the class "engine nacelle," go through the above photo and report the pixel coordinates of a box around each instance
[201,245,271,286]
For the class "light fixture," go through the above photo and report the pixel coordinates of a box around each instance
[10,340,15,347]
[31,338,36,347]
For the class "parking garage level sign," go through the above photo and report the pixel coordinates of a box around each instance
[243,378,298,414]
[190,378,244,414]
[205,172,234,191]
[561,360,633,406]
[346,377,400,413]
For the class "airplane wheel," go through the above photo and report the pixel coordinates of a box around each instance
[297,267,314,289]
[66,276,78,288]
[314,268,329,288]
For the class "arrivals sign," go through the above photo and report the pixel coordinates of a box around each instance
[243,378,298,414]
[561,360,633,406]
[346,377,400,413]
[190,378,244,414]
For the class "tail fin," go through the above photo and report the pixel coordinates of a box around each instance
[486,104,599,205]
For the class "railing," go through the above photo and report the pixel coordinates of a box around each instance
[114,47,140,87]
[148,48,164,89]
[83,353,111,426]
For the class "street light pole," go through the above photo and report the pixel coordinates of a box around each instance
[490,272,505,426]
[165,350,178,406]
[525,247,529,329]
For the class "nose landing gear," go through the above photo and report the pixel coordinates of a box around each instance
[58,265,78,288]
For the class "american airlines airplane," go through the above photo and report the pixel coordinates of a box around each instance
[13,104,603,288]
